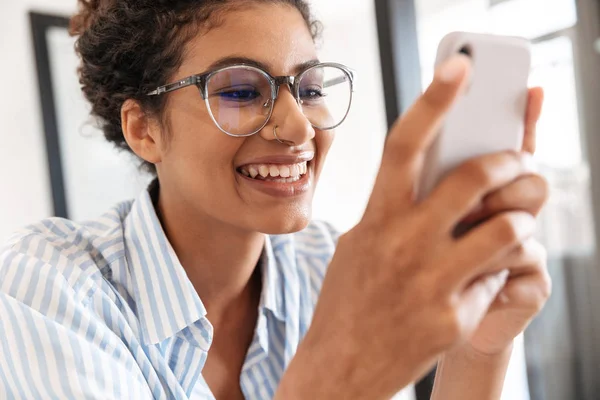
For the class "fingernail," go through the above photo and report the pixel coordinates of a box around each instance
[521,153,538,173]
[436,55,469,83]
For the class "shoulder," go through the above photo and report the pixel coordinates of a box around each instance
[0,201,132,305]
[0,202,147,398]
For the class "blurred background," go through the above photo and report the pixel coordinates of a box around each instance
[1,0,600,399]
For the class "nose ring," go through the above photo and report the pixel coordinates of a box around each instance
[273,125,285,145]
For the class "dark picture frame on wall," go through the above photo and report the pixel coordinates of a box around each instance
[30,12,70,218]
[29,11,150,222]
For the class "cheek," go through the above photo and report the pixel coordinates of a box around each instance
[161,109,243,187]
[314,129,336,179]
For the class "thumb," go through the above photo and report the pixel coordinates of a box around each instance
[459,269,510,333]
[369,55,471,213]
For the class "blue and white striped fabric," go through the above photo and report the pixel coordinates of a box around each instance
[0,184,340,399]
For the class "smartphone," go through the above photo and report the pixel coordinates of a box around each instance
[416,31,531,201]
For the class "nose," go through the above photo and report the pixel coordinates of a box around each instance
[259,87,315,146]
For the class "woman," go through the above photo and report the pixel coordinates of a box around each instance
[0,0,550,399]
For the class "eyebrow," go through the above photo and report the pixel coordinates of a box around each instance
[206,56,322,75]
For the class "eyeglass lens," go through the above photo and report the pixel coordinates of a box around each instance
[205,66,352,136]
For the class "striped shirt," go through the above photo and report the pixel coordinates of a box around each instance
[0,184,340,399]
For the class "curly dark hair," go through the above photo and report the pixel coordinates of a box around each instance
[70,0,322,174]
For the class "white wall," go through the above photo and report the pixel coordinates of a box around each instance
[311,0,388,233]
[0,0,76,243]
[47,28,151,223]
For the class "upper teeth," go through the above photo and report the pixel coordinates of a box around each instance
[240,162,308,179]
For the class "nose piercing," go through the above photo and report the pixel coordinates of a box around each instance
[273,125,286,145]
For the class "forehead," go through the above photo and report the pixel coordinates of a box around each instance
[180,3,318,77]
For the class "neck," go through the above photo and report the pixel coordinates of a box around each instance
[156,184,265,321]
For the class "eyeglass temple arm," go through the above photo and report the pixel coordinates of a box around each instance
[147,76,197,96]
[322,70,355,89]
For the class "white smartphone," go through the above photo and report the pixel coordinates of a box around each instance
[417,31,532,201]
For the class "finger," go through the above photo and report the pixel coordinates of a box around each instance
[522,87,544,154]
[370,55,471,212]
[447,211,537,286]
[471,238,547,280]
[462,173,549,226]
[458,269,510,335]
[489,268,552,314]
[486,239,550,312]
[419,151,537,234]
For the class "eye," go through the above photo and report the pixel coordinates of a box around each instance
[217,86,261,101]
[299,86,326,100]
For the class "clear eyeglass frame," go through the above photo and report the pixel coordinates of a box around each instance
[146,62,356,137]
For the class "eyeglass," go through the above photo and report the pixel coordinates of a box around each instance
[147,62,355,137]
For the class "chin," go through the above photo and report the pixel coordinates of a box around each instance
[254,207,312,235]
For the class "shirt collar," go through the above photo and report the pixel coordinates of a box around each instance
[123,186,208,345]
[123,182,291,345]
[260,235,286,322]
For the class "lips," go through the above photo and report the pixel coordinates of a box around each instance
[235,151,315,197]
[237,151,314,166]
[238,161,308,182]
[236,151,314,181]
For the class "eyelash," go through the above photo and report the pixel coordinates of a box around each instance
[218,89,261,101]
[299,87,325,100]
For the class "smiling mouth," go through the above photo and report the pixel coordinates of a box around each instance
[237,161,309,183]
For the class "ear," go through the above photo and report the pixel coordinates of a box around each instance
[121,99,163,165]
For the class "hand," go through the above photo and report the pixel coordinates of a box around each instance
[277,55,540,400]
[461,88,545,227]
[458,87,552,356]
